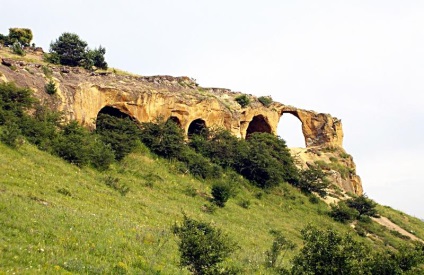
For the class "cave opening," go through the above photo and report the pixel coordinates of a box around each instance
[167,116,182,127]
[188,119,206,137]
[246,115,272,139]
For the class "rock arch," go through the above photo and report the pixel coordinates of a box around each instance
[167,116,182,127]
[278,111,306,147]
[188,118,206,136]
[97,106,134,120]
[245,115,272,138]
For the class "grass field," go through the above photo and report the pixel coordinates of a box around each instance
[1,138,423,273]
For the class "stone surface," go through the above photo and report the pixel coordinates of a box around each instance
[0,57,362,195]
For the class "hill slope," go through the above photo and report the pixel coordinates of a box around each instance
[1,141,423,274]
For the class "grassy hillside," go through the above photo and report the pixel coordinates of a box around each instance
[1,140,423,274]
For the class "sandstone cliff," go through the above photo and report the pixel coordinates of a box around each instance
[0,52,362,195]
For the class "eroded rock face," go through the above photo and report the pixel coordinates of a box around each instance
[0,57,362,194]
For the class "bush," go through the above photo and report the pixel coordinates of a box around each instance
[346,195,379,218]
[96,113,140,161]
[329,201,360,223]
[45,79,57,95]
[265,230,296,269]
[179,148,223,179]
[11,41,25,56]
[0,82,36,125]
[295,165,329,197]
[8,28,33,47]
[258,96,273,107]
[211,182,233,207]
[173,214,238,274]
[0,121,22,148]
[139,118,185,159]
[292,225,370,274]
[235,94,250,107]
[190,129,299,189]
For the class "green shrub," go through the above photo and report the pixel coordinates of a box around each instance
[329,201,359,223]
[258,96,273,107]
[346,195,379,218]
[0,82,36,125]
[292,225,370,274]
[42,65,53,77]
[139,118,185,159]
[96,113,140,161]
[53,121,92,166]
[179,148,222,179]
[11,42,25,56]
[295,165,329,197]
[235,94,250,107]
[0,122,22,148]
[45,79,57,95]
[211,182,233,207]
[265,230,296,268]
[173,214,238,274]
[8,28,33,47]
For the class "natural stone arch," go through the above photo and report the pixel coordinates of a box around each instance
[96,106,136,129]
[246,115,272,138]
[278,111,306,147]
[188,118,206,137]
[167,116,182,127]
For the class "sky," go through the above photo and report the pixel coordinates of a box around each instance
[2,0,423,218]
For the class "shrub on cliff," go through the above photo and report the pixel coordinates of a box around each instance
[295,165,330,197]
[235,94,250,107]
[258,96,273,107]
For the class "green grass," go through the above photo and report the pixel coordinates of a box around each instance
[0,141,423,274]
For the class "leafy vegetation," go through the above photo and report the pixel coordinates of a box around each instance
[44,79,57,95]
[47,32,108,70]
[173,214,238,274]
[258,96,273,107]
[295,165,330,197]
[235,94,250,107]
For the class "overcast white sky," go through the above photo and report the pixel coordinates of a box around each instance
[2,0,423,218]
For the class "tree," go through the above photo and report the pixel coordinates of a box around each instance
[346,194,379,218]
[329,201,360,223]
[96,113,140,161]
[295,165,330,197]
[49,33,88,66]
[49,33,108,69]
[173,214,238,274]
[139,118,185,159]
[292,225,370,274]
[88,46,108,70]
[8,28,33,46]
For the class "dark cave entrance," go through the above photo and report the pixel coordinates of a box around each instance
[188,119,206,137]
[246,115,272,139]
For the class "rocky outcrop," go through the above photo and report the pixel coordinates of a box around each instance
[0,56,362,194]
